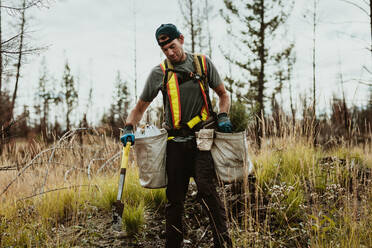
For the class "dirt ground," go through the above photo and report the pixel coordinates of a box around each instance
[54,181,244,248]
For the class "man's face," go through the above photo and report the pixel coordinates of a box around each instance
[159,35,186,63]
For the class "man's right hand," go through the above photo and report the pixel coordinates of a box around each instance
[120,125,135,146]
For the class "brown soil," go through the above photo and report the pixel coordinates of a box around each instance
[53,181,245,248]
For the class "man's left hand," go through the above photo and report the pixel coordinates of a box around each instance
[217,113,233,133]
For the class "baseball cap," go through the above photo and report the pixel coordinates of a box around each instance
[155,23,181,47]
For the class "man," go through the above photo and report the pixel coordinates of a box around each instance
[121,23,232,248]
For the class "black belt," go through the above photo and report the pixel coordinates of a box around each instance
[167,128,195,137]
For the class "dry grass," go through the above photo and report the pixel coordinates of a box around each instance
[0,127,371,247]
[225,134,372,247]
[0,128,166,247]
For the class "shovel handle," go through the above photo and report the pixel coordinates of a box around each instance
[113,143,132,224]
[121,143,131,169]
[116,143,131,202]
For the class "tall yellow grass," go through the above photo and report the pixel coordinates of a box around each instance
[0,129,166,247]
[0,127,371,247]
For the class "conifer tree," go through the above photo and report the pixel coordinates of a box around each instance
[61,61,77,131]
[102,71,130,137]
[221,0,294,147]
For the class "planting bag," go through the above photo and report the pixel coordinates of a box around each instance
[211,130,254,183]
[134,129,168,188]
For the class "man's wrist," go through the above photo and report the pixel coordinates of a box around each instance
[217,112,228,119]
[124,124,134,133]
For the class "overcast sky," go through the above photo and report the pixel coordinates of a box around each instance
[10,0,371,124]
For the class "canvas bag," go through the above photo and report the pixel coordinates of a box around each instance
[134,129,168,188]
[211,130,254,183]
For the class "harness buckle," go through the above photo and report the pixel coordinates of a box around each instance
[189,72,203,81]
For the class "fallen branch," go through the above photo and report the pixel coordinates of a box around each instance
[0,147,66,198]
[17,184,100,202]
[40,128,93,194]
[0,165,18,171]
[87,158,105,180]
[97,151,121,174]
[64,167,86,182]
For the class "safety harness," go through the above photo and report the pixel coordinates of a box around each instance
[160,54,215,130]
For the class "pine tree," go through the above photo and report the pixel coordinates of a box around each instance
[61,61,78,131]
[102,71,130,137]
[221,0,294,147]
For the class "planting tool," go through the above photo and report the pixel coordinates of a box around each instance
[112,142,131,229]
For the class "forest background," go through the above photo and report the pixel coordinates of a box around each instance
[0,0,371,144]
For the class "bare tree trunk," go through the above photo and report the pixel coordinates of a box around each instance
[256,0,266,149]
[178,0,205,54]
[189,0,195,53]
[288,48,296,131]
[312,0,317,118]
[311,0,318,146]
[338,55,350,142]
[289,78,296,130]
[11,0,26,120]
[0,0,2,155]
[370,0,371,55]
[0,0,3,95]
[205,0,212,58]
[133,0,137,103]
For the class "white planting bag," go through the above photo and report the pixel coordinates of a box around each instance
[134,129,168,188]
[211,130,254,183]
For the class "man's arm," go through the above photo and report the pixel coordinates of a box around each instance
[125,100,151,127]
[213,83,230,114]
[213,83,233,132]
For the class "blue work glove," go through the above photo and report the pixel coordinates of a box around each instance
[120,124,135,146]
[217,112,233,133]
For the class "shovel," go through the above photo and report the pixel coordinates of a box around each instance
[112,142,131,229]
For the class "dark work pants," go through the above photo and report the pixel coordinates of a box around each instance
[165,139,231,248]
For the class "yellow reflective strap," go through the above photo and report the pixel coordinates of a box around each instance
[201,55,207,76]
[194,54,202,76]
[167,73,181,129]
[160,62,166,74]
[168,136,175,140]
[193,54,210,120]
[201,106,208,121]
[199,81,209,120]
[187,115,202,129]
[199,81,205,91]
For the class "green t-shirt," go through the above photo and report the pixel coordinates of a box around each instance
[140,53,222,129]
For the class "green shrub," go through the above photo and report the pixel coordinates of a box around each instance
[144,188,167,209]
[230,100,252,132]
[91,177,117,210]
[36,190,77,226]
[254,150,281,188]
[122,201,145,237]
